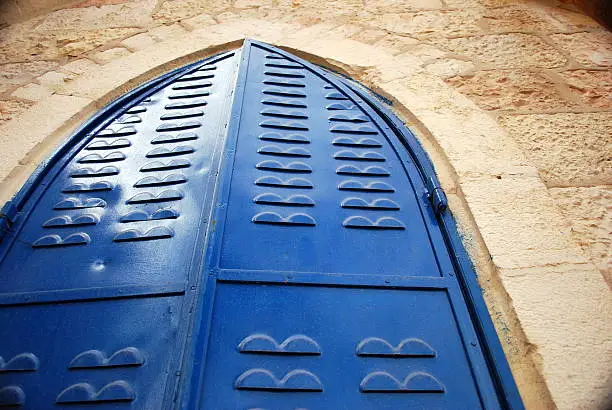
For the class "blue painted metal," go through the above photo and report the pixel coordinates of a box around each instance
[0,40,523,409]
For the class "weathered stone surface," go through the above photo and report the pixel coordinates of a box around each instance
[444,0,531,7]
[277,0,364,21]
[327,24,364,39]
[407,43,446,61]
[558,69,612,109]
[549,186,612,285]
[11,83,54,102]
[71,0,132,7]
[363,0,443,13]
[153,0,231,23]
[366,10,483,37]
[61,58,98,75]
[460,175,586,269]
[59,28,141,57]
[0,94,92,182]
[370,35,420,55]
[551,31,612,67]
[92,47,131,64]
[0,27,140,62]
[350,28,387,44]
[148,23,188,41]
[0,61,59,94]
[542,5,602,30]
[34,0,155,31]
[37,70,70,87]
[498,112,612,187]
[433,33,567,69]
[499,263,612,410]
[0,100,34,126]
[180,13,218,30]
[445,70,576,111]
[425,58,475,77]
[480,5,565,33]
[234,0,274,8]
[372,70,538,180]
[121,32,157,51]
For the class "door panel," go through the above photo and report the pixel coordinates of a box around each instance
[0,41,522,410]
[219,44,441,277]
[201,282,483,410]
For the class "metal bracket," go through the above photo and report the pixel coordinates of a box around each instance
[427,179,448,216]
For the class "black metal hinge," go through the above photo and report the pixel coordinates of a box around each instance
[427,178,448,217]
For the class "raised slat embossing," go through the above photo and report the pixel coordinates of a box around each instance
[56,381,136,403]
[360,371,444,393]
[253,193,315,207]
[252,212,316,226]
[238,334,321,355]
[235,369,323,391]
[343,216,405,230]
[113,226,174,242]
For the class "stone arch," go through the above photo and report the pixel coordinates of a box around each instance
[0,25,609,409]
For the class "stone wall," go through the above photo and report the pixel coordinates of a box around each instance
[0,1,610,409]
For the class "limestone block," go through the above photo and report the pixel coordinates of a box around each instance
[71,0,133,6]
[371,35,420,55]
[460,175,586,269]
[480,5,566,33]
[444,0,530,7]
[121,33,157,51]
[291,36,396,69]
[148,24,188,41]
[558,69,612,109]
[58,28,141,57]
[0,26,139,62]
[425,59,475,77]
[499,263,611,410]
[57,26,245,101]
[192,19,297,46]
[276,0,364,21]
[37,71,70,87]
[407,44,446,61]
[445,70,576,111]
[499,113,612,186]
[363,0,444,13]
[370,54,428,82]
[365,10,483,37]
[433,33,567,69]
[371,72,537,177]
[281,23,344,49]
[11,83,54,102]
[549,186,612,284]
[234,0,274,8]
[62,59,99,75]
[180,13,217,31]
[541,5,602,31]
[0,94,92,182]
[551,31,612,67]
[0,61,59,94]
[34,0,156,31]
[0,100,34,126]
[350,28,388,44]
[153,0,232,23]
[327,24,364,39]
[92,47,131,64]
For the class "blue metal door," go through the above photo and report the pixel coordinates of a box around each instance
[0,41,522,409]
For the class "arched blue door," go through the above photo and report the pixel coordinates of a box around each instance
[0,41,522,409]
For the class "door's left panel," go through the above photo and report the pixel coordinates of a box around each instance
[0,51,239,409]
